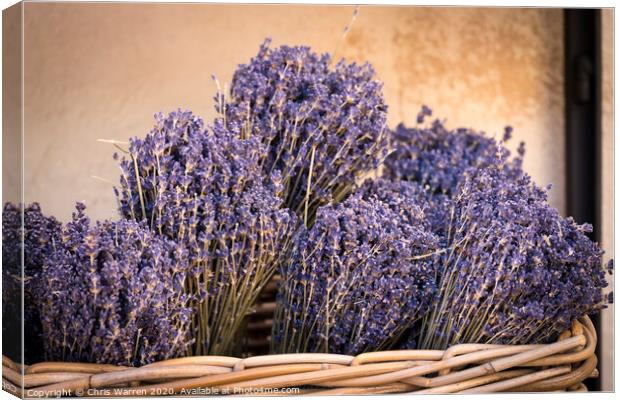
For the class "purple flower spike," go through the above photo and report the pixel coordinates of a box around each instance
[219,39,390,225]
[384,107,524,241]
[418,152,611,349]
[115,110,294,356]
[273,182,438,355]
[38,204,192,366]
[2,202,61,364]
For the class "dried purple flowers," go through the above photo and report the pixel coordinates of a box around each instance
[382,109,611,349]
[2,202,61,364]
[417,152,611,349]
[38,203,192,366]
[114,110,293,355]
[385,106,524,198]
[272,184,438,355]
[384,107,525,240]
[218,39,390,225]
[7,38,612,367]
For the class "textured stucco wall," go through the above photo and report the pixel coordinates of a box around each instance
[17,4,566,221]
[2,3,22,206]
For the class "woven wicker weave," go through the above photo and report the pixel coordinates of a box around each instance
[2,316,597,397]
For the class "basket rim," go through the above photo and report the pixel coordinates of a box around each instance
[2,316,597,396]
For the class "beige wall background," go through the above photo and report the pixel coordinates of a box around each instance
[16,4,567,221]
[3,3,21,206]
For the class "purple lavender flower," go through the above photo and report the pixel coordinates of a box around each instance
[385,107,524,196]
[2,203,61,279]
[38,203,192,366]
[272,187,438,355]
[114,110,293,355]
[2,202,61,364]
[357,178,447,245]
[218,39,390,225]
[418,153,611,348]
[384,107,524,241]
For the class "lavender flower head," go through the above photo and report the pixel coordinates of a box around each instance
[273,187,438,355]
[385,106,524,196]
[2,202,61,364]
[115,110,293,355]
[39,203,192,366]
[418,153,611,349]
[218,39,390,225]
[3,203,61,273]
[384,107,524,239]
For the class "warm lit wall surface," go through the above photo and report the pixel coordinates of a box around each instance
[16,4,567,221]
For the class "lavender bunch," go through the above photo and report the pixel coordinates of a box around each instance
[38,203,192,366]
[2,202,61,364]
[217,39,390,225]
[418,154,611,349]
[115,110,293,356]
[272,186,438,355]
[384,107,524,239]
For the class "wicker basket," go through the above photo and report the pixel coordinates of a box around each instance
[2,315,597,397]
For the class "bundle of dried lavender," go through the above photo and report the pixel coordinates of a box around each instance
[417,148,611,349]
[273,182,438,355]
[2,202,61,364]
[38,204,192,366]
[115,110,293,355]
[218,39,390,226]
